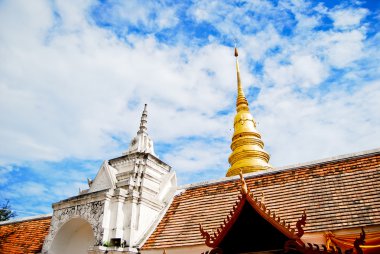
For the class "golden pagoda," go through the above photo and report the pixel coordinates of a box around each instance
[226,48,271,177]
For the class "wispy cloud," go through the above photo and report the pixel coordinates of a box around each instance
[329,7,368,28]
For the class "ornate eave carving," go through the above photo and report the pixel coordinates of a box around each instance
[199,173,306,248]
[307,228,369,254]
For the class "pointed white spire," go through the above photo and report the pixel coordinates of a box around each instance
[138,104,148,134]
[123,104,156,156]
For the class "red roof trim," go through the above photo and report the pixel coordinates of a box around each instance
[199,173,306,248]
[199,195,247,247]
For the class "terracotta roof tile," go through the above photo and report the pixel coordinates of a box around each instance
[0,216,51,253]
[143,152,380,249]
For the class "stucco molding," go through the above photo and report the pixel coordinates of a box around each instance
[42,200,105,253]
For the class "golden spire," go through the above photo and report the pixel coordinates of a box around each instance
[235,48,248,113]
[226,48,271,177]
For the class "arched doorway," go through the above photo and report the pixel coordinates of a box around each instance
[50,217,95,254]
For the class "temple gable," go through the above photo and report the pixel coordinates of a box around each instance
[219,202,289,253]
[199,173,305,254]
[88,162,117,193]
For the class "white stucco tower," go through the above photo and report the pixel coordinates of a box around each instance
[43,104,177,254]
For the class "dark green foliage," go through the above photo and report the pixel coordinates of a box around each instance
[0,200,16,221]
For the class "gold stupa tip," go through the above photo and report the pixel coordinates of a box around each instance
[226,48,271,177]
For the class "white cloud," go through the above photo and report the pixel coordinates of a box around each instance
[316,30,366,68]
[91,0,179,32]
[291,54,328,87]
[256,80,380,166]
[8,182,47,197]
[0,0,53,45]
[295,13,320,30]
[190,1,226,23]
[0,165,15,185]
[0,1,238,166]
[0,0,379,205]
[243,25,283,60]
[264,54,328,88]
[161,139,232,184]
[330,8,368,28]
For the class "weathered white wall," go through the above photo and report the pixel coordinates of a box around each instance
[104,153,176,248]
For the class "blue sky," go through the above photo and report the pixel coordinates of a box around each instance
[0,0,379,217]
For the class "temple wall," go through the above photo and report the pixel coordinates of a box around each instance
[141,244,209,254]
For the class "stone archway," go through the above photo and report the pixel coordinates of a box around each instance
[50,217,95,254]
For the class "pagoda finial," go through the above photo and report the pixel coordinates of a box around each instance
[226,48,271,177]
[234,47,249,113]
[123,104,156,156]
[138,104,148,134]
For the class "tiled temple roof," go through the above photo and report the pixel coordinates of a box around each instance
[143,149,380,249]
[0,214,52,254]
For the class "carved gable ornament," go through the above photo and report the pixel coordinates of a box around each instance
[89,161,117,193]
[199,172,306,253]
[199,172,367,254]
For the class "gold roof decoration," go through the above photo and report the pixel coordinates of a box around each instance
[226,48,271,177]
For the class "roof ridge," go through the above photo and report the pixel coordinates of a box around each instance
[0,213,52,226]
[274,147,380,171]
[179,148,380,190]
